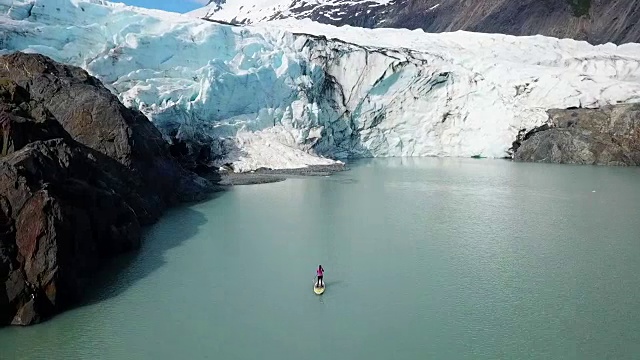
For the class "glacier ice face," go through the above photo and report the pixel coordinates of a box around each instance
[1,0,640,171]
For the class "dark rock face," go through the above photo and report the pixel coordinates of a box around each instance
[374,0,640,45]
[168,135,215,176]
[0,53,211,220]
[512,104,640,165]
[0,53,212,326]
[203,0,640,45]
[1,139,143,325]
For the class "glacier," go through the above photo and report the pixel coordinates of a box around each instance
[1,0,640,172]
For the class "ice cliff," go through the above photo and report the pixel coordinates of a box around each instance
[1,0,640,171]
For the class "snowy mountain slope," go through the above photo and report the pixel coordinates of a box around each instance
[191,0,395,25]
[1,0,640,171]
[192,0,640,46]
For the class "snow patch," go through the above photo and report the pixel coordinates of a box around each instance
[227,127,340,173]
[189,0,395,24]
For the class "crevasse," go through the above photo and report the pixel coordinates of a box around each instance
[1,0,640,171]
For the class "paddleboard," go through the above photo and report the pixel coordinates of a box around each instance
[314,282,325,295]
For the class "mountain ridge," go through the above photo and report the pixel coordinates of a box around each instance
[192,0,640,45]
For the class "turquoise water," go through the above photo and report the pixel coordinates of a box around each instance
[1,158,639,359]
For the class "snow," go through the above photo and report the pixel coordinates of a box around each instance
[189,0,395,24]
[231,128,340,173]
[1,0,640,171]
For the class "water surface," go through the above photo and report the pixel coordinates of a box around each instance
[1,158,639,359]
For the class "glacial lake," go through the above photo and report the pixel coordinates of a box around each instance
[1,158,639,359]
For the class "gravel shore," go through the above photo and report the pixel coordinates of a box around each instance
[217,163,348,186]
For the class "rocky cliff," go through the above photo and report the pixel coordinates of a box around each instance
[512,104,640,165]
[0,53,212,326]
[196,0,640,45]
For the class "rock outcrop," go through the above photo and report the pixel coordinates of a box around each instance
[0,53,212,326]
[0,53,211,221]
[512,104,640,165]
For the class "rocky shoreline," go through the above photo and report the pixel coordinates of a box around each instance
[0,53,213,326]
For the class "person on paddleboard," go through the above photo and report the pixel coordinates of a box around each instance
[315,265,324,288]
